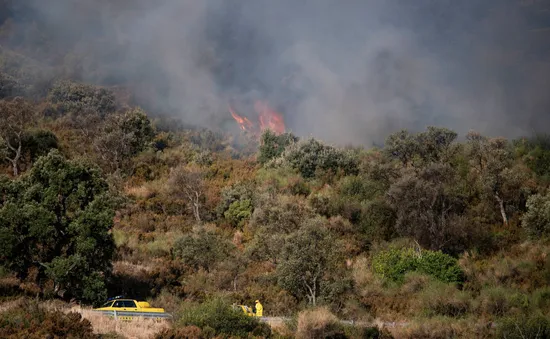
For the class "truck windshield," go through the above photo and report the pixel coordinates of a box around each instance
[101,301,113,308]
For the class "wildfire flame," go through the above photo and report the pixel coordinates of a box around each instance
[229,100,286,136]
[228,104,254,132]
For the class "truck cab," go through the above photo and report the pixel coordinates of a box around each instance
[94,296,166,313]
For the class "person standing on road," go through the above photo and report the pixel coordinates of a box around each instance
[254,300,263,317]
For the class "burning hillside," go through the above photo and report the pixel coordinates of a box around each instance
[228,100,285,137]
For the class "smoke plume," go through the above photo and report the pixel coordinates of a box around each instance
[4,0,550,145]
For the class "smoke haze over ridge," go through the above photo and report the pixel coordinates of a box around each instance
[4,0,550,145]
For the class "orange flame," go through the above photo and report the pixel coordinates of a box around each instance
[228,104,254,132]
[255,101,286,135]
[228,100,286,136]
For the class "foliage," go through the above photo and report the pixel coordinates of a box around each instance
[154,326,205,339]
[94,107,155,173]
[224,198,253,228]
[273,137,359,179]
[522,192,550,238]
[216,181,255,218]
[258,129,298,165]
[0,300,97,339]
[295,307,347,339]
[277,218,347,306]
[177,298,271,338]
[371,247,464,284]
[0,71,26,98]
[167,165,206,222]
[47,80,115,117]
[0,97,36,175]
[515,134,550,181]
[384,126,458,167]
[172,228,234,272]
[0,150,117,304]
[497,313,550,339]
[21,129,59,162]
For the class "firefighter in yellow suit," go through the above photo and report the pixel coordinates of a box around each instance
[254,300,263,317]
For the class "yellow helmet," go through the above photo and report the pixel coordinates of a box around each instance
[255,300,260,303]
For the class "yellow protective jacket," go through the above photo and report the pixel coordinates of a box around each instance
[255,302,263,317]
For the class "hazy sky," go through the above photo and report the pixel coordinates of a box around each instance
[9,0,550,145]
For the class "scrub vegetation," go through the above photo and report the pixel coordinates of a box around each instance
[2,1,550,338]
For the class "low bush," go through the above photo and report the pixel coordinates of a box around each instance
[177,297,271,338]
[296,307,346,339]
[371,247,464,284]
[0,300,97,338]
[154,326,204,339]
[419,281,471,317]
[475,287,529,318]
[497,313,550,339]
[389,316,494,339]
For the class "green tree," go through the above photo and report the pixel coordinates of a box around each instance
[22,129,59,162]
[276,217,346,306]
[216,181,255,218]
[384,126,459,167]
[224,199,253,228]
[257,129,298,164]
[47,80,115,117]
[522,192,550,238]
[0,97,36,176]
[386,164,469,253]
[94,107,155,172]
[0,72,25,99]
[274,137,359,179]
[172,228,234,272]
[467,131,533,225]
[168,165,206,222]
[0,150,117,304]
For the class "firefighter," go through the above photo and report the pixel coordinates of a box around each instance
[254,299,263,317]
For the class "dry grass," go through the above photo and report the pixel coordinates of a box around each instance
[125,183,158,200]
[0,297,24,313]
[113,260,155,275]
[296,307,340,339]
[42,302,171,339]
[387,317,494,339]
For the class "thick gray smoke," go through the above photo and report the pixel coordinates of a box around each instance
[6,0,550,145]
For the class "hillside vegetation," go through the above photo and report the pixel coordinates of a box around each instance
[2,2,550,339]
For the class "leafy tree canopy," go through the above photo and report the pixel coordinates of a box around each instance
[0,149,118,304]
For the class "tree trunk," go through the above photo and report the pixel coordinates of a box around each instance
[494,192,508,225]
[5,136,21,176]
[193,200,201,222]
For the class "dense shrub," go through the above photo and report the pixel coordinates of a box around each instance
[0,150,118,304]
[371,247,464,284]
[224,199,253,228]
[497,313,550,339]
[177,298,271,338]
[21,129,59,162]
[296,307,347,339]
[522,192,550,238]
[0,71,26,98]
[154,326,204,339]
[419,280,471,317]
[273,138,359,179]
[475,287,529,317]
[172,229,234,272]
[258,130,298,165]
[0,300,97,339]
[47,80,116,117]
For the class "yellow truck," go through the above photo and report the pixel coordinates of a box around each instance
[93,296,172,321]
